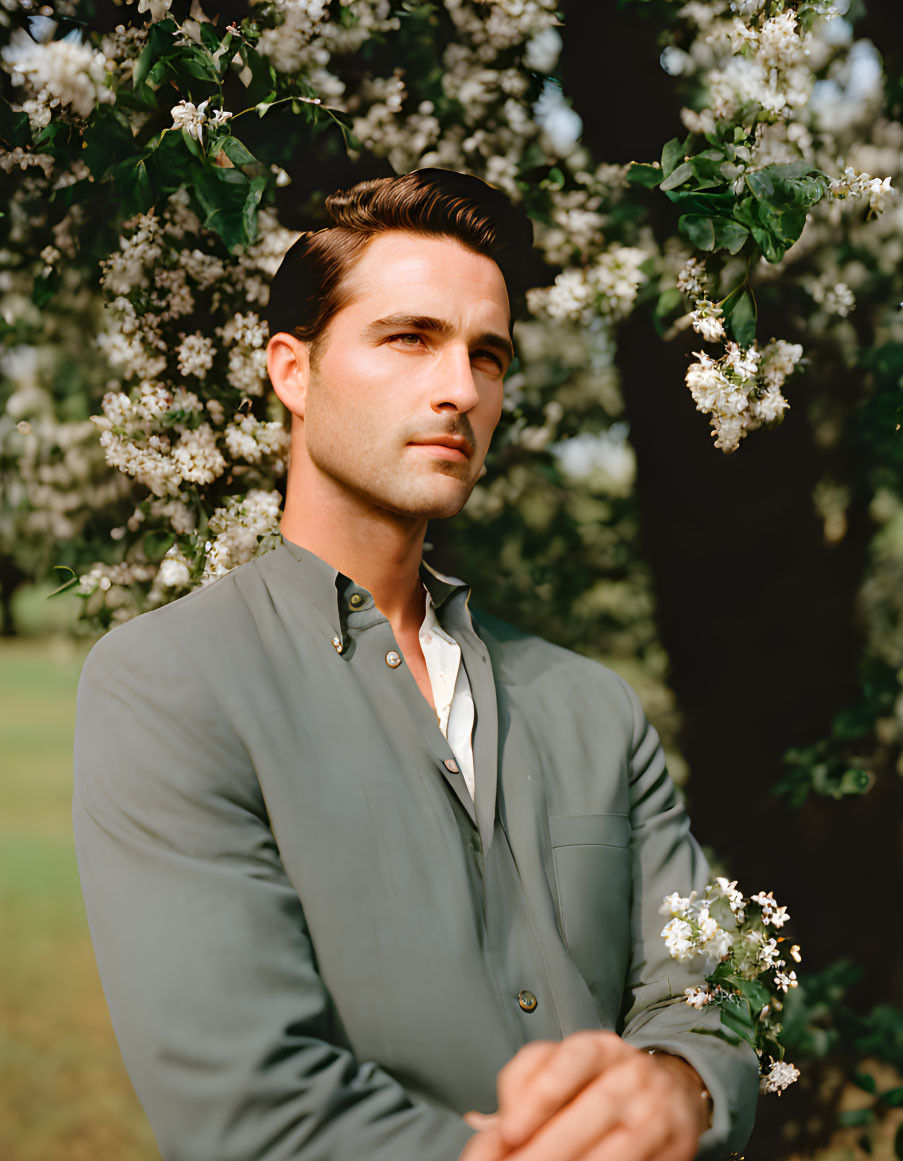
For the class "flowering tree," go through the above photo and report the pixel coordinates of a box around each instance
[3,0,903,1153]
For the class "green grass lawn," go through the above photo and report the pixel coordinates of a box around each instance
[0,634,160,1161]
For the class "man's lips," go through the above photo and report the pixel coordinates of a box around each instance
[407,434,474,460]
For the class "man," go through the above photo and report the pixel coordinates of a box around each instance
[73,169,758,1161]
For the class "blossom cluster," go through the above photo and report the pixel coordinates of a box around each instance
[527,245,649,327]
[1,28,115,130]
[661,878,801,1094]
[684,338,802,452]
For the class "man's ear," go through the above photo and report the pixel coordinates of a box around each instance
[267,333,312,419]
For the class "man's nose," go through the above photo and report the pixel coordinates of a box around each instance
[431,346,481,414]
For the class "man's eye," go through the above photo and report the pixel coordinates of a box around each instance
[472,349,503,369]
[390,333,425,347]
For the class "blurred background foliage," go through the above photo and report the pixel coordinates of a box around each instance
[2,0,903,1157]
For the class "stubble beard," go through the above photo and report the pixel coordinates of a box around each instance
[302,395,478,521]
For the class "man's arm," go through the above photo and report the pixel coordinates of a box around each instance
[72,621,476,1161]
[458,672,758,1161]
[614,673,759,1158]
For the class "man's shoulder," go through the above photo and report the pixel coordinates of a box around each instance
[81,552,271,682]
[471,605,642,724]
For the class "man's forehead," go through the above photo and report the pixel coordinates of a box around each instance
[340,231,510,318]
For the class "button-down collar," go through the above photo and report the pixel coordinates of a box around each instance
[278,534,471,653]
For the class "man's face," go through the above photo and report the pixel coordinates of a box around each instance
[298,230,513,521]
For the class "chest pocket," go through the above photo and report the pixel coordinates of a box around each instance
[550,813,632,1024]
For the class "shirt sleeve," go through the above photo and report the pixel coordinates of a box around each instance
[72,619,476,1161]
[612,674,760,1160]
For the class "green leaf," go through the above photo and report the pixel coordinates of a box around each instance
[143,531,175,563]
[746,170,775,200]
[108,154,154,218]
[47,565,79,598]
[728,291,756,346]
[720,283,746,317]
[661,136,685,178]
[660,161,694,192]
[200,22,223,51]
[708,896,738,929]
[854,1072,877,1094]
[679,214,716,251]
[836,767,872,796]
[180,47,221,83]
[895,1123,903,1160]
[712,217,749,255]
[0,97,32,148]
[180,126,206,160]
[32,275,58,309]
[880,1086,903,1108]
[219,135,262,170]
[133,39,156,89]
[736,978,771,1011]
[837,1109,875,1128]
[242,173,268,242]
[719,1005,757,1047]
[655,287,684,319]
[626,163,662,189]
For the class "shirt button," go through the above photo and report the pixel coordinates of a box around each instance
[517,990,538,1013]
[443,757,460,774]
[331,636,343,653]
[385,651,402,668]
[349,592,365,608]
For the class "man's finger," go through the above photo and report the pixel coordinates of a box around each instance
[464,1110,500,1131]
[579,1113,674,1161]
[497,1031,628,1149]
[495,1039,559,1119]
[580,1087,698,1161]
[458,1124,515,1161]
[497,1052,652,1161]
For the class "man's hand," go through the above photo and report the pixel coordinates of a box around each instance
[460,1031,709,1161]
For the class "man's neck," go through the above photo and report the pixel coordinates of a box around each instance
[281,490,429,636]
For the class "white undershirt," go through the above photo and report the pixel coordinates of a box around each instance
[419,587,476,800]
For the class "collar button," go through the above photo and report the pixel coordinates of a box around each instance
[349,592,365,608]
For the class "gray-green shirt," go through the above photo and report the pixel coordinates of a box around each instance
[73,535,758,1161]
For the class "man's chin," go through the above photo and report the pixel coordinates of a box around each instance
[378,479,474,521]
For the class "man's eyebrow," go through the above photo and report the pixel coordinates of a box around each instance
[361,314,514,364]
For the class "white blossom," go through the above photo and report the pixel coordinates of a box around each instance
[751,890,791,927]
[171,98,209,144]
[157,550,192,589]
[201,490,283,584]
[690,300,727,342]
[660,891,695,917]
[714,877,746,918]
[757,937,782,969]
[661,917,696,961]
[171,423,227,485]
[137,0,173,20]
[829,167,896,215]
[774,969,798,992]
[177,333,216,380]
[811,279,856,316]
[760,1059,800,1095]
[2,30,114,129]
[677,257,708,298]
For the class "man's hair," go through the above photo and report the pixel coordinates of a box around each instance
[265,168,534,358]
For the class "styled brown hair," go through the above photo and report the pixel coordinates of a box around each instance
[265,168,534,357]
